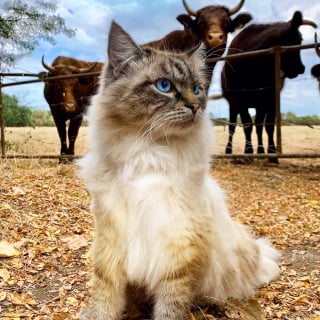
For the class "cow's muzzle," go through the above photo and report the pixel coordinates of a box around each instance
[206,32,226,48]
[64,103,77,113]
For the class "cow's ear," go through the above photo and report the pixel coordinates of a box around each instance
[177,14,194,29]
[228,13,252,32]
[107,21,140,74]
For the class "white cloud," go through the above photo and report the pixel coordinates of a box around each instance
[3,0,320,116]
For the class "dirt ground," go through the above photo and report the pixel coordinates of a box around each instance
[0,126,319,319]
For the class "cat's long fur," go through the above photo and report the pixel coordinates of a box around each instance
[78,21,280,320]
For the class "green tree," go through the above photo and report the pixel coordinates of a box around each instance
[2,93,33,126]
[297,115,320,126]
[281,112,320,126]
[31,109,54,126]
[0,0,75,68]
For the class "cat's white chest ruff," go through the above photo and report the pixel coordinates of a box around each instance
[126,219,165,285]
[124,173,198,286]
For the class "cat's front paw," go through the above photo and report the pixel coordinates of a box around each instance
[78,307,91,320]
[78,306,117,320]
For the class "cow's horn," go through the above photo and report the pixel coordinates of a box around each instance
[301,19,318,28]
[229,0,245,15]
[77,62,98,74]
[41,55,55,73]
[315,33,320,58]
[182,0,196,16]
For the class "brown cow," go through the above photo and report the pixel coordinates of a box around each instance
[145,0,252,88]
[311,33,320,90]
[42,56,103,160]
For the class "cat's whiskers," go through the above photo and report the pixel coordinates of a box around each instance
[127,105,204,157]
[148,113,178,148]
[126,115,166,156]
[127,126,152,156]
[206,46,226,58]
[145,112,168,141]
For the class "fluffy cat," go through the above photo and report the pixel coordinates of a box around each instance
[78,21,280,320]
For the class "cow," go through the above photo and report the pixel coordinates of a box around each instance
[42,56,103,161]
[145,0,252,89]
[311,33,320,90]
[221,11,317,162]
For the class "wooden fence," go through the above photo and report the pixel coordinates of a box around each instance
[0,42,319,160]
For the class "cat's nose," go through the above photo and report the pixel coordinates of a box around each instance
[185,103,200,114]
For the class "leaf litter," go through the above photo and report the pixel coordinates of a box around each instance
[0,158,319,319]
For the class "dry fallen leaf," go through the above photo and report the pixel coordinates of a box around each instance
[1,312,32,318]
[0,290,7,301]
[61,234,88,251]
[0,241,20,257]
[52,312,70,320]
[225,298,264,320]
[8,291,37,306]
[0,268,11,283]
[12,186,26,195]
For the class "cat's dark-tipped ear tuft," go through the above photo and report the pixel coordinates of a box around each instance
[107,21,140,74]
[187,42,206,61]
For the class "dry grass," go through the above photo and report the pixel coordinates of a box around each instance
[3,127,88,156]
[0,126,319,319]
[3,125,320,157]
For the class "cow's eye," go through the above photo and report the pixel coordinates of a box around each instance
[156,78,171,93]
[193,84,200,95]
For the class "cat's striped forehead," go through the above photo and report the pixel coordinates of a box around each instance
[147,50,203,83]
[164,56,193,80]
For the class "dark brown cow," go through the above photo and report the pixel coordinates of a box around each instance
[42,56,103,159]
[311,33,320,90]
[221,11,317,162]
[145,0,252,89]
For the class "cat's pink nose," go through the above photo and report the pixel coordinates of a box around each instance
[192,103,200,112]
[186,103,200,114]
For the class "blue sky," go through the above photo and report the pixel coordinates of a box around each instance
[3,0,320,117]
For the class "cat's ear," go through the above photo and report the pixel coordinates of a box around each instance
[187,42,206,61]
[107,21,141,76]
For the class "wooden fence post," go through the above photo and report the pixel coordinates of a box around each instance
[0,78,5,157]
[274,45,282,154]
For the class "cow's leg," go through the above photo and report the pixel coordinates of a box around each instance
[226,107,238,154]
[255,110,265,154]
[67,115,83,156]
[239,109,253,154]
[265,114,277,152]
[265,112,279,163]
[265,113,276,154]
[53,116,68,155]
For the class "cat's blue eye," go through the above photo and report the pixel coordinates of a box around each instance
[156,79,171,93]
[193,84,200,95]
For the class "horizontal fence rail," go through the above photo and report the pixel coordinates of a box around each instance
[0,71,101,88]
[206,43,317,64]
[212,153,320,159]
[1,154,81,159]
[1,42,319,160]
[2,153,320,160]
